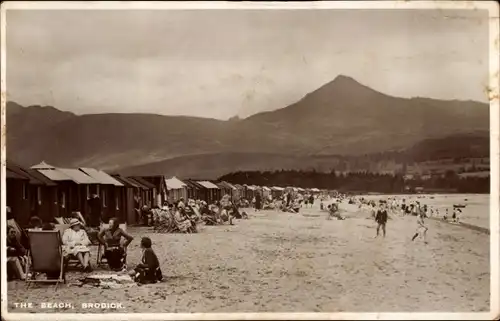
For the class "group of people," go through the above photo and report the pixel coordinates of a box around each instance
[6,213,163,285]
[149,195,251,232]
[319,195,430,243]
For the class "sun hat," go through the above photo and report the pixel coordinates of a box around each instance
[69,218,82,228]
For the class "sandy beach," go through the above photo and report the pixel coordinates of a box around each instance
[7,199,490,313]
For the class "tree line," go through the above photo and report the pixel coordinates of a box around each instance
[219,169,489,194]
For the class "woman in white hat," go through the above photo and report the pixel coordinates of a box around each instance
[62,218,92,272]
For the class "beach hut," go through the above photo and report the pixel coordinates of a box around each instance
[7,162,59,225]
[128,177,156,208]
[271,186,285,199]
[262,186,272,199]
[244,185,257,200]
[310,188,321,195]
[165,176,188,203]
[32,162,98,220]
[197,181,220,204]
[139,176,168,208]
[111,174,140,224]
[7,163,33,226]
[232,184,244,200]
[183,179,203,201]
[226,182,241,201]
[217,181,237,200]
[79,168,125,222]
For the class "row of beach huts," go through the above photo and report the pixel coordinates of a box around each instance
[6,161,322,227]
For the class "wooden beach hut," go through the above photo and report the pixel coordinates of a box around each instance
[183,179,202,201]
[217,181,236,200]
[271,186,284,199]
[111,174,140,224]
[32,162,98,220]
[244,184,257,200]
[128,177,156,208]
[262,186,272,199]
[233,184,245,201]
[197,181,220,203]
[139,176,168,208]
[7,163,32,226]
[165,176,188,203]
[79,168,125,222]
[7,162,60,224]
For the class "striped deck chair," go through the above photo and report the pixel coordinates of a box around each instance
[97,223,128,267]
[25,231,65,290]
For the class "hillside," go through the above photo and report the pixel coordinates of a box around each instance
[116,133,490,179]
[6,75,489,170]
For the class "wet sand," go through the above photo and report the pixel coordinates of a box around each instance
[7,202,489,313]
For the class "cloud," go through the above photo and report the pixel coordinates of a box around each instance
[6,9,490,119]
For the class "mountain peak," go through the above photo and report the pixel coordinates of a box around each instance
[331,74,360,85]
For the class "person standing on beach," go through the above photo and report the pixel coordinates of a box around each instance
[375,204,388,237]
[412,210,428,244]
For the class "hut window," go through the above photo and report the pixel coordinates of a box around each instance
[86,185,90,199]
[37,187,42,205]
[102,190,107,207]
[115,194,119,210]
[22,183,28,200]
[61,192,66,208]
[96,185,100,195]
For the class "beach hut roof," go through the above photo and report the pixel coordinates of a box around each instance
[79,168,124,186]
[6,167,29,180]
[7,162,32,181]
[218,181,237,190]
[58,168,98,184]
[111,174,140,188]
[272,186,284,191]
[246,185,256,190]
[182,179,195,187]
[262,186,271,191]
[198,181,219,189]
[34,165,97,184]
[165,177,187,190]
[30,161,55,170]
[128,177,156,189]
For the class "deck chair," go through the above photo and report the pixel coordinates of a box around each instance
[25,230,65,290]
[97,223,128,267]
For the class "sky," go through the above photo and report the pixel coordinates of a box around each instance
[6,8,490,119]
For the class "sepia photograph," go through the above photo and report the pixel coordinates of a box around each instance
[1,1,499,320]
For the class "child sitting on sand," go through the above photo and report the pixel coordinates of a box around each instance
[130,237,163,284]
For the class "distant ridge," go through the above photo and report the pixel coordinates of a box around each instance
[7,74,489,172]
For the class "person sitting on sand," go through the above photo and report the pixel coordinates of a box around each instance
[7,226,27,280]
[62,219,92,272]
[327,203,344,220]
[129,237,163,284]
[98,218,134,271]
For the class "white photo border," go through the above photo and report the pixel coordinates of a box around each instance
[0,1,498,320]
